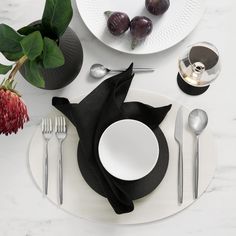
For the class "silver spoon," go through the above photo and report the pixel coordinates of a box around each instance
[90,63,155,79]
[188,109,208,199]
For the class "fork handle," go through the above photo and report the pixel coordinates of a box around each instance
[58,141,63,205]
[43,141,49,196]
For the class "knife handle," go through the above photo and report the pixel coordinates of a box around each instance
[178,143,183,204]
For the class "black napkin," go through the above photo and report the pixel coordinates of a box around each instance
[52,63,172,214]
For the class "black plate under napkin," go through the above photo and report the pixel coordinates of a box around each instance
[78,126,169,200]
[52,64,172,214]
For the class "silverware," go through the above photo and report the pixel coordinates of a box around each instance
[174,107,184,204]
[55,116,67,205]
[188,109,208,199]
[90,63,155,79]
[41,118,53,196]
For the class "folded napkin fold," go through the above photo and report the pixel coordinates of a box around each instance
[52,63,172,214]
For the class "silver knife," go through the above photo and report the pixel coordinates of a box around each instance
[174,106,184,204]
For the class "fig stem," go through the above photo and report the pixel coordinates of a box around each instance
[131,38,139,50]
[104,11,113,18]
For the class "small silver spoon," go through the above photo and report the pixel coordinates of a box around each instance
[188,109,208,199]
[90,64,155,79]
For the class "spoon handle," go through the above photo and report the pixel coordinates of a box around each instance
[194,135,199,199]
[134,68,155,73]
[110,68,155,73]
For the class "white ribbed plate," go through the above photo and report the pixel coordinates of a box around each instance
[75,0,206,54]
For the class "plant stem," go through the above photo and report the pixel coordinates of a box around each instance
[8,55,28,81]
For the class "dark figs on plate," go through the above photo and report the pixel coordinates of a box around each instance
[145,0,170,16]
[130,16,153,49]
[105,11,130,36]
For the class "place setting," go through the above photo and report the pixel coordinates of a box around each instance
[27,61,218,223]
[0,0,221,225]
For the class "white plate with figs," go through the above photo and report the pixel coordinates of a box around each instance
[75,0,206,54]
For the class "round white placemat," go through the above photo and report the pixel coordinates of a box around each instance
[75,0,206,54]
[28,90,216,224]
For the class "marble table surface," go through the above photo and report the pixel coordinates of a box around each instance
[0,0,235,235]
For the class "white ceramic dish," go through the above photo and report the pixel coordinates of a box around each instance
[28,90,217,224]
[98,119,159,181]
[75,0,206,54]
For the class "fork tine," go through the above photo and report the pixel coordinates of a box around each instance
[62,117,64,133]
[49,118,52,133]
[58,116,60,132]
[57,116,60,133]
[41,118,44,133]
[57,117,59,132]
[60,117,63,133]
[58,116,61,133]
[55,117,58,133]
[58,117,60,133]
[45,118,48,133]
[63,117,66,133]
[47,118,50,133]
[58,117,61,133]
[44,118,46,133]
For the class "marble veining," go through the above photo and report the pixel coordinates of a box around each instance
[0,0,236,235]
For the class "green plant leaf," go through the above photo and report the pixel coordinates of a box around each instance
[43,37,65,69]
[42,0,73,38]
[0,63,13,74]
[0,24,23,53]
[18,23,42,36]
[2,51,24,61]
[18,22,56,40]
[20,31,43,61]
[24,60,45,88]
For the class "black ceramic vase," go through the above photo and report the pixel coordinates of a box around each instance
[20,26,83,90]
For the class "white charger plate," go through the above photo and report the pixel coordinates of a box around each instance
[28,90,217,224]
[98,119,159,181]
[75,0,206,54]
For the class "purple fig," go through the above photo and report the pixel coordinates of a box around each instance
[130,16,153,49]
[105,11,130,36]
[145,0,170,16]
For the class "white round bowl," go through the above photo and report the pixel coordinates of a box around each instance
[98,119,159,181]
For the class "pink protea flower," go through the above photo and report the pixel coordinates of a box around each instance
[0,80,29,135]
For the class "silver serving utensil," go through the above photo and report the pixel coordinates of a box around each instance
[55,116,67,205]
[174,107,184,204]
[90,63,155,79]
[188,109,208,199]
[41,118,53,196]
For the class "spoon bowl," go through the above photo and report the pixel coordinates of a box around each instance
[188,109,208,136]
[90,64,109,79]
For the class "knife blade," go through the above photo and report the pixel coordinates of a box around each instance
[174,106,184,204]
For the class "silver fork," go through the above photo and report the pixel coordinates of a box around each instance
[55,116,67,205]
[41,118,53,196]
